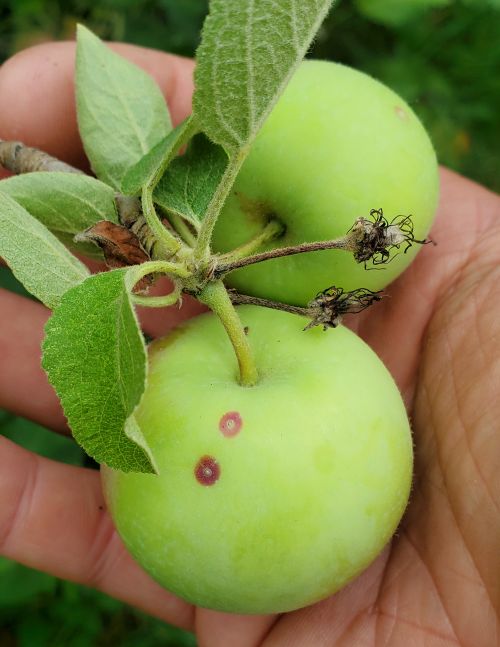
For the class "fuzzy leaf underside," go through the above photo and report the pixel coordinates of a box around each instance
[121,118,194,196]
[42,269,155,473]
[76,25,172,190]
[0,191,90,309]
[0,172,118,258]
[154,133,228,227]
[193,0,335,155]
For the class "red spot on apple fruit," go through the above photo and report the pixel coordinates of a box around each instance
[195,456,220,486]
[219,411,243,437]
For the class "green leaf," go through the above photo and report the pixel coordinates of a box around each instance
[0,172,118,258]
[121,118,196,195]
[121,131,180,196]
[42,269,155,473]
[76,24,172,190]
[193,0,335,156]
[154,133,228,227]
[0,191,90,309]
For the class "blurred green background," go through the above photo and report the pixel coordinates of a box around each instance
[0,0,499,645]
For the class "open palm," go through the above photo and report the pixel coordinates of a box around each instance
[0,44,498,647]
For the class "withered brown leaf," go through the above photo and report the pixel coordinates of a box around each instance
[75,220,152,292]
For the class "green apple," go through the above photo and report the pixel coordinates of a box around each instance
[102,307,413,614]
[212,60,439,305]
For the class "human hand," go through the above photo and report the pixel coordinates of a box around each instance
[0,42,498,647]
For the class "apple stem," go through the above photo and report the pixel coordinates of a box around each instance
[217,218,285,263]
[229,292,311,317]
[127,259,190,284]
[214,235,354,277]
[131,282,183,308]
[198,281,259,386]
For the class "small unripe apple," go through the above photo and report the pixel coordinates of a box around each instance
[212,60,439,305]
[102,308,412,614]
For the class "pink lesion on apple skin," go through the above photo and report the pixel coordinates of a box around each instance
[195,456,220,486]
[219,411,243,437]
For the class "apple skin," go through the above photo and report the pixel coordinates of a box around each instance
[102,308,413,614]
[212,60,439,305]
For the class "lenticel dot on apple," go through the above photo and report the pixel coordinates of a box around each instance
[394,105,408,121]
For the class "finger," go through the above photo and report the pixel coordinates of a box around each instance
[0,434,194,630]
[195,608,275,647]
[0,41,194,174]
[0,288,67,432]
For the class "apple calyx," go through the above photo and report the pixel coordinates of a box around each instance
[349,208,434,269]
[229,285,383,330]
[304,286,383,330]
